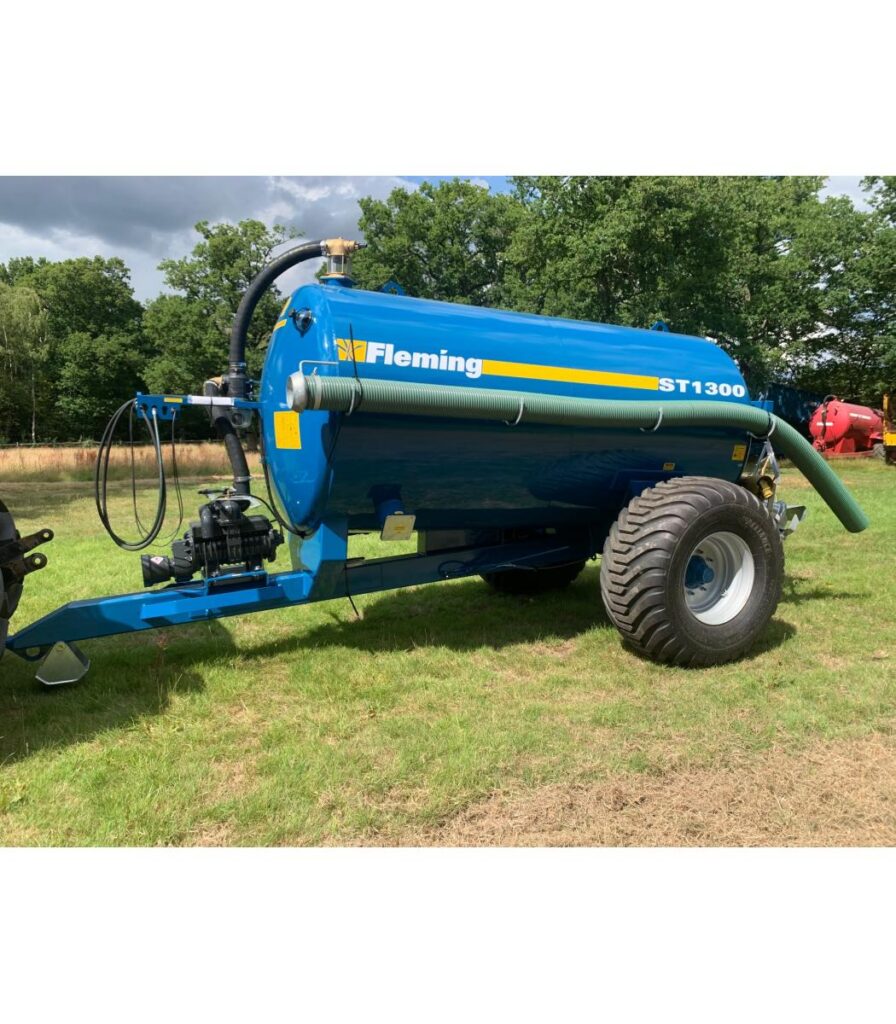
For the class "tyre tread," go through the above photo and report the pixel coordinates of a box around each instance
[600,476,783,666]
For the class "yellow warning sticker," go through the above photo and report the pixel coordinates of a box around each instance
[731,443,747,461]
[273,319,288,331]
[663,461,676,471]
[274,410,302,449]
[163,397,184,404]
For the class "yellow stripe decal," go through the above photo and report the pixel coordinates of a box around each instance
[273,410,302,450]
[163,397,184,404]
[274,319,288,330]
[480,358,659,391]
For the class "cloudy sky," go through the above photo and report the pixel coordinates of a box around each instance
[0,175,869,302]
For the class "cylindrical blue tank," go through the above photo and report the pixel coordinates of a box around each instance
[260,281,754,534]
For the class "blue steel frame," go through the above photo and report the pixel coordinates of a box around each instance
[6,514,594,660]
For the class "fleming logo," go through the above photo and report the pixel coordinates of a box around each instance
[335,337,482,379]
[331,338,688,394]
[336,338,368,362]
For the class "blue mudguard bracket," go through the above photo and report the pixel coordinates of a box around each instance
[6,521,593,658]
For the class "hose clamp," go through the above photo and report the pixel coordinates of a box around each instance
[640,408,664,433]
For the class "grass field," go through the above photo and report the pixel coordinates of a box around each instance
[0,443,262,483]
[1,461,894,846]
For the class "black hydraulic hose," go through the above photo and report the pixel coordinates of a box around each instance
[227,240,328,399]
[94,399,168,551]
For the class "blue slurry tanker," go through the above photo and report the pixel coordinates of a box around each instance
[0,239,867,684]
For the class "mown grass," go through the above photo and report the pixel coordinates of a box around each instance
[0,461,893,846]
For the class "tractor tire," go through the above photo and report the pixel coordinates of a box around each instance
[873,443,886,460]
[600,477,783,667]
[482,560,586,595]
[0,500,23,654]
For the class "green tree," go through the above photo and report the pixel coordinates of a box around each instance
[55,330,150,439]
[141,294,223,394]
[3,255,142,339]
[0,255,147,440]
[145,219,299,391]
[351,179,524,305]
[863,175,896,224]
[0,282,50,442]
[791,178,896,403]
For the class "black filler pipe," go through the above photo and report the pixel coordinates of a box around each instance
[204,378,252,496]
[219,238,361,494]
[227,239,330,399]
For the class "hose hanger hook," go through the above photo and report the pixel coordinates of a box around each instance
[504,397,525,427]
[346,379,363,416]
[748,413,776,440]
[640,408,664,433]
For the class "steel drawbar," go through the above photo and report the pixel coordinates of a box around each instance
[287,373,869,534]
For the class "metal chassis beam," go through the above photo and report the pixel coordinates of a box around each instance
[6,518,593,660]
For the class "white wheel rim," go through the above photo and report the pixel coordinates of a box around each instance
[683,531,755,625]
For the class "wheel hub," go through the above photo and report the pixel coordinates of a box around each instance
[684,556,715,589]
[684,531,755,626]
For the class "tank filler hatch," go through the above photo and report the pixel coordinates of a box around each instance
[320,237,364,286]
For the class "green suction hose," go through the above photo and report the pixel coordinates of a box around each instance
[287,373,869,534]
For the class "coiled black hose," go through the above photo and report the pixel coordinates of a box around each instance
[94,399,168,551]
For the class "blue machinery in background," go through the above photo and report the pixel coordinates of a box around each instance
[2,238,867,683]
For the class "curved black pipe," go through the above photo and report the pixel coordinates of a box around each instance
[201,378,250,496]
[227,239,327,399]
[215,240,328,494]
[222,237,363,493]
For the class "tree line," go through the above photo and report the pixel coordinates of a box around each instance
[0,176,893,444]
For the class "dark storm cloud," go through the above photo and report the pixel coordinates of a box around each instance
[0,176,414,298]
[0,176,411,253]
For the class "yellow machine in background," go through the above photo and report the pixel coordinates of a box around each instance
[883,393,896,465]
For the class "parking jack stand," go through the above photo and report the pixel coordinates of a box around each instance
[36,642,90,687]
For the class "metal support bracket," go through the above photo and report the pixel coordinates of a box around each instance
[0,526,53,566]
[134,392,261,421]
[0,527,53,583]
[774,502,808,538]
